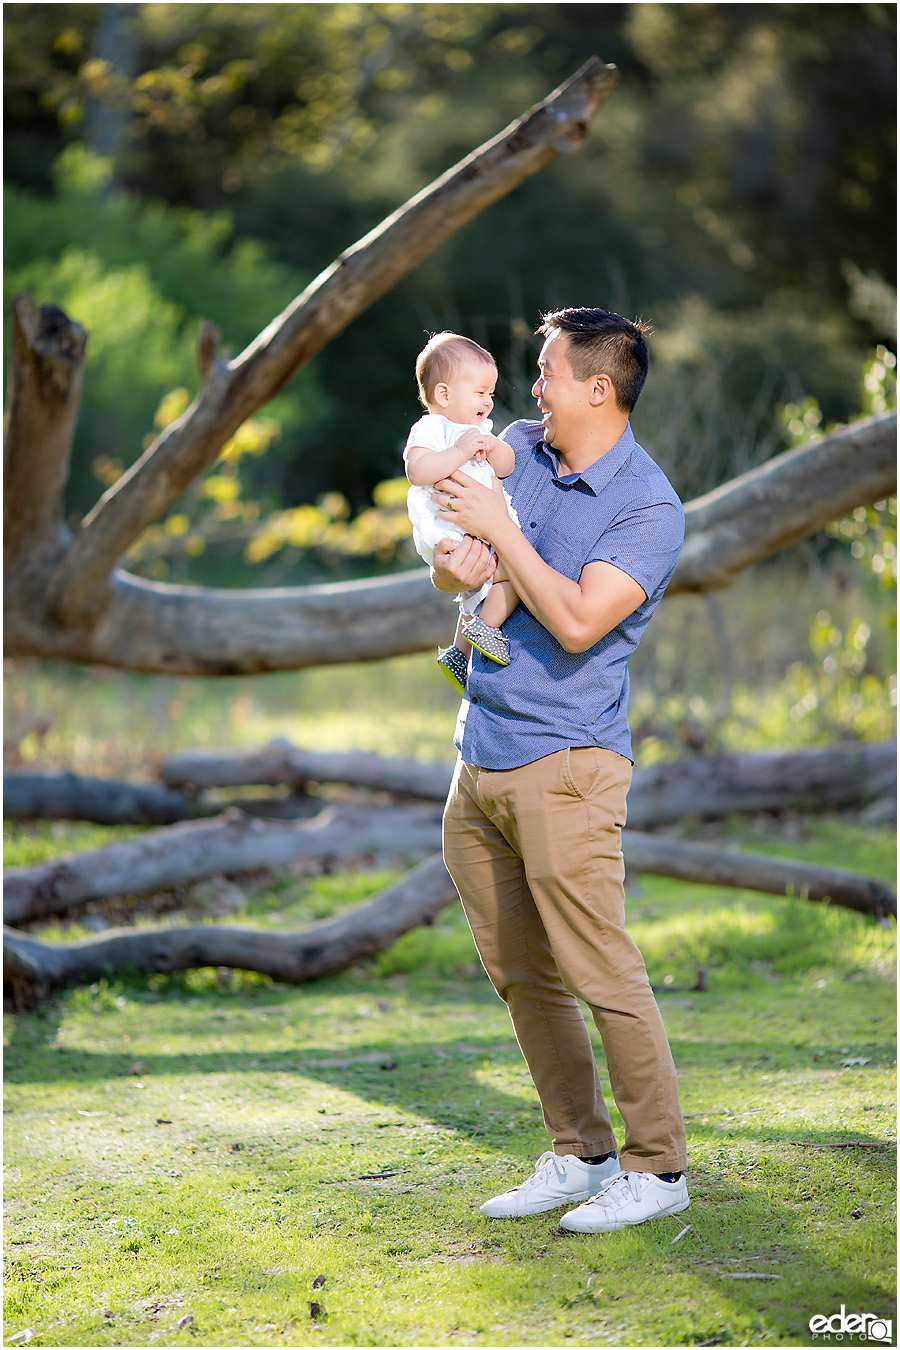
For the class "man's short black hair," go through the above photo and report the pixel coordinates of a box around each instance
[537,307,652,412]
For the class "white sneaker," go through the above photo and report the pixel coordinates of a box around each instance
[480,1151,620,1218]
[559,1170,689,1232]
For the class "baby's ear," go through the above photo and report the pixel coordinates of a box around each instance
[433,382,450,408]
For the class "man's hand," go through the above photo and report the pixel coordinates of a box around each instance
[431,534,497,594]
[434,469,512,544]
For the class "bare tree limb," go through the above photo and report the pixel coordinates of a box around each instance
[3,805,444,926]
[6,741,892,828]
[6,411,893,673]
[2,853,457,991]
[3,296,86,571]
[1,772,317,826]
[3,829,893,994]
[44,59,617,629]
[157,738,896,823]
[623,832,895,918]
[674,412,897,591]
[5,794,893,930]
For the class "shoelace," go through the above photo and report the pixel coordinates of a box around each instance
[513,1151,568,1193]
[586,1171,645,1208]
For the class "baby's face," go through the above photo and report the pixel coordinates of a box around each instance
[441,361,497,426]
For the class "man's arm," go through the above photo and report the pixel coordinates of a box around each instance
[434,471,646,651]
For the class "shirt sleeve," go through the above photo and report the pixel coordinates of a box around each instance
[404,414,447,461]
[587,494,685,602]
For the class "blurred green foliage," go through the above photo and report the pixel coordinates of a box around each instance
[3,145,327,522]
[3,2,896,571]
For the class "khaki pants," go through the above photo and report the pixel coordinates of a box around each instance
[443,747,687,1172]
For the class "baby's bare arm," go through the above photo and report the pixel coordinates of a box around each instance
[405,439,473,488]
[484,435,515,478]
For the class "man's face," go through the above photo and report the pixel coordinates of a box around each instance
[531,330,592,448]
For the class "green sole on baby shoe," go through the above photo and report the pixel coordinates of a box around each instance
[437,645,468,693]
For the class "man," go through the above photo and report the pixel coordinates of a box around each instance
[429,307,688,1233]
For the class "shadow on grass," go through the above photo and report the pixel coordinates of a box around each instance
[5,1000,894,1151]
[5,990,896,1346]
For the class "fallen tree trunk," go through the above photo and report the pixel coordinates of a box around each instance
[3,853,457,993]
[4,831,894,994]
[3,805,444,926]
[3,772,218,826]
[623,833,896,918]
[1,771,317,825]
[159,739,896,823]
[7,412,895,675]
[5,742,892,828]
[5,799,893,930]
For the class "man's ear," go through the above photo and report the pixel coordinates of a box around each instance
[433,382,451,408]
[589,374,614,406]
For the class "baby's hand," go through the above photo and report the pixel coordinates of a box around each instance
[453,427,491,460]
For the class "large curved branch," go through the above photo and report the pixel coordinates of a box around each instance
[674,412,897,591]
[46,58,618,628]
[3,804,444,927]
[6,412,893,672]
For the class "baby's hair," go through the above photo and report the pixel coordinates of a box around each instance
[416,331,496,410]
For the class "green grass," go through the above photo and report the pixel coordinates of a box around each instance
[4,817,896,1348]
[3,558,896,1345]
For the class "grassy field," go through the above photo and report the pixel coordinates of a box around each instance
[3,559,896,1348]
[3,815,896,1349]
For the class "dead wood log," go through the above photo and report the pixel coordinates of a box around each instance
[5,790,893,934]
[3,772,217,825]
[3,805,443,927]
[159,740,896,823]
[5,413,894,674]
[3,48,894,676]
[1,771,317,825]
[4,829,894,994]
[3,853,457,993]
[622,833,896,918]
[161,740,454,798]
[673,413,897,592]
[625,741,896,826]
[3,297,87,577]
[4,59,617,665]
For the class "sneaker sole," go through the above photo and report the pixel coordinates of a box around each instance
[560,1196,690,1233]
[481,1188,594,1218]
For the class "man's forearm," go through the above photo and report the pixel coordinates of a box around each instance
[489,517,643,653]
[489,517,586,645]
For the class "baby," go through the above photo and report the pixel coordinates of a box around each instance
[405,332,521,692]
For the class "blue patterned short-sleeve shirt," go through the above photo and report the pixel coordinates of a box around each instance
[455,418,684,769]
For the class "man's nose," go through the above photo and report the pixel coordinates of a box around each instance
[531,376,543,398]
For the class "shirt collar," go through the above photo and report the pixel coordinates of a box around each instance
[536,422,636,496]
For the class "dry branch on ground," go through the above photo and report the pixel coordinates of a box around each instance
[5,742,892,827]
[2,804,444,927]
[4,825,893,995]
